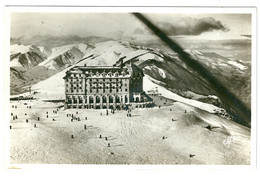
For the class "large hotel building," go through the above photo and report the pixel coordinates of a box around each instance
[63,63,153,109]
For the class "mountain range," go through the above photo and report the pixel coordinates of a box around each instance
[9,35,251,127]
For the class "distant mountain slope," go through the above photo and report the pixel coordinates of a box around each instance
[38,43,90,71]
[10,43,91,95]
[10,35,111,47]
[10,44,48,70]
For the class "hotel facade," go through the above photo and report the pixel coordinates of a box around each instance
[63,63,153,109]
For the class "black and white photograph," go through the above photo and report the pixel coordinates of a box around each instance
[1,3,259,175]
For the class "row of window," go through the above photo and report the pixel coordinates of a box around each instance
[67,78,129,83]
[69,71,129,78]
[89,78,125,82]
[88,72,123,77]
[67,84,128,90]
[66,95,128,104]
[66,88,128,93]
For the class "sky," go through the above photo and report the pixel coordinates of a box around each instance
[10,13,251,40]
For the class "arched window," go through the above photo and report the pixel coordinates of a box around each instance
[73,96,77,104]
[79,96,83,104]
[116,96,120,103]
[67,96,72,104]
[109,96,113,103]
[89,96,93,104]
[96,96,100,103]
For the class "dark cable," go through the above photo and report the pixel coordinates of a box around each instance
[133,13,251,127]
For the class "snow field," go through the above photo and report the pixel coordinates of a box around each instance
[10,44,32,55]
[9,100,250,164]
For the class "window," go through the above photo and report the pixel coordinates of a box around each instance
[79,97,83,104]
[125,89,127,92]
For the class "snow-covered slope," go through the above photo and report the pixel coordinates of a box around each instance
[10,58,23,67]
[32,66,70,99]
[81,41,133,66]
[143,75,225,114]
[10,44,32,55]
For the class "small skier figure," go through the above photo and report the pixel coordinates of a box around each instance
[190,154,195,157]
[162,136,166,140]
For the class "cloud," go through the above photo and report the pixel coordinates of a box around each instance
[134,17,229,36]
[133,28,145,34]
